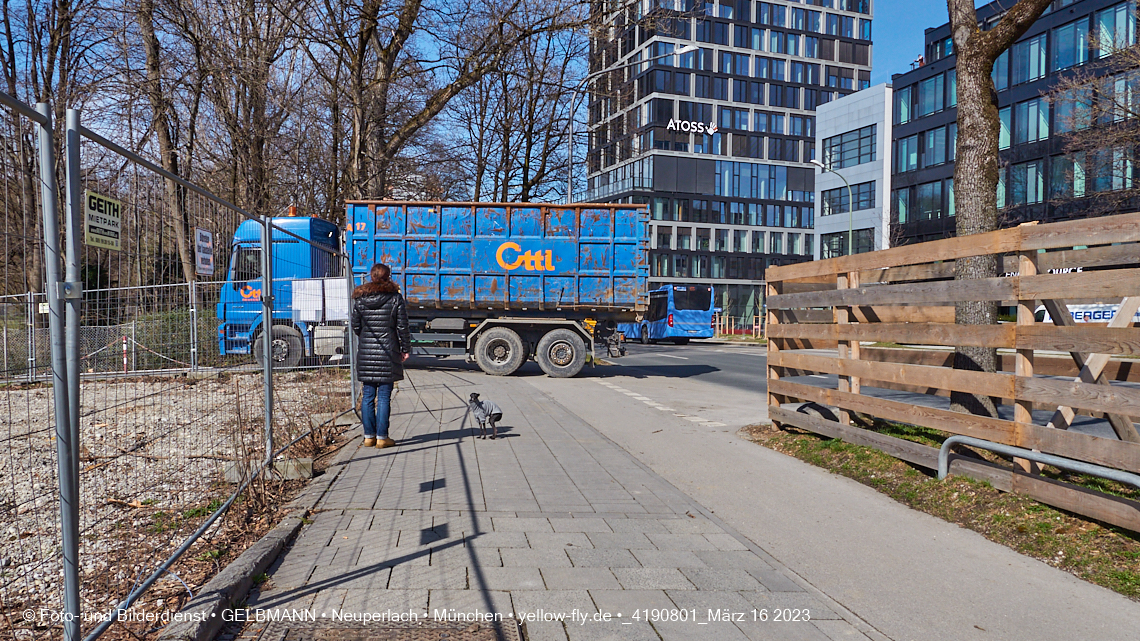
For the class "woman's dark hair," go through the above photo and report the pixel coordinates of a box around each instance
[353,263,399,297]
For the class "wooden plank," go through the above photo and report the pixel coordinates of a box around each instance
[836,273,852,425]
[1037,243,1140,272]
[773,308,832,324]
[768,277,1016,309]
[771,338,840,350]
[767,281,781,410]
[1016,326,1140,356]
[767,323,1015,348]
[769,379,1017,443]
[1019,211,1140,251]
[783,282,838,294]
[1017,376,1140,420]
[1018,269,1140,301]
[767,227,1020,282]
[861,348,955,367]
[850,306,957,323]
[769,379,1140,473]
[1015,250,1039,473]
[1011,472,1140,533]
[770,350,1017,399]
[769,406,938,468]
[859,262,954,284]
[856,244,1140,287]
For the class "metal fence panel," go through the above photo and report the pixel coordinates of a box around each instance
[4,101,355,641]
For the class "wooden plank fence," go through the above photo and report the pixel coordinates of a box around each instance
[765,214,1140,531]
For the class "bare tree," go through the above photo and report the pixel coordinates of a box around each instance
[947,0,1053,418]
[1045,18,1140,217]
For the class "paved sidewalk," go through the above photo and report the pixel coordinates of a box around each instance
[238,367,872,641]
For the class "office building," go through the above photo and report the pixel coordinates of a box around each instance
[585,0,873,322]
[890,0,1138,246]
[813,82,892,258]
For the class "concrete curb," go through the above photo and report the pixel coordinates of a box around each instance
[157,435,362,641]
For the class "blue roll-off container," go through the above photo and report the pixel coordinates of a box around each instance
[346,201,649,313]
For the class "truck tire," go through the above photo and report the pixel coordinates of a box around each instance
[535,329,587,378]
[639,324,652,345]
[474,327,526,376]
[254,325,304,370]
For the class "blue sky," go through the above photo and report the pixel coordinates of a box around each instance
[871,1,952,85]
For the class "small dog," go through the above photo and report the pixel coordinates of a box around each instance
[468,393,504,440]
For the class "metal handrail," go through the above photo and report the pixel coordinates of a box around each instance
[938,435,1140,491]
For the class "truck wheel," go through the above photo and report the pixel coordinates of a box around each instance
[639,324,652,345]
[254,325,304,369]
[474,327,526,376]
[535,329,587,378]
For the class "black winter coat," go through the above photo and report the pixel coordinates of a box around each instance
[351,283,412,384]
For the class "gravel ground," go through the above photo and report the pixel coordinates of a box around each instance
[2,367,351,640]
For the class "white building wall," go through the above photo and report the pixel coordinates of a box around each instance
[812,84,892,260]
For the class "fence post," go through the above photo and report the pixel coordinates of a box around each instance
[42,102,81,641]
[131,320,137,371]
[344,243,358,413]
[261,217,274,460]
[1015,250,1039,474]
[189,279,198,371]
[26,291,34,382]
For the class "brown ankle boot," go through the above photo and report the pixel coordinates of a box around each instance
[377,437,396,448]
[363,437,376,447]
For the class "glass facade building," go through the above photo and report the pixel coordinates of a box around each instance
[586,0,872,323]
[890,0,1139,246]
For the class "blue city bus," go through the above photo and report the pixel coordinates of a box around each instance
[619,284,714,344]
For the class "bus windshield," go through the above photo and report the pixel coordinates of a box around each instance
[672,286,711,311]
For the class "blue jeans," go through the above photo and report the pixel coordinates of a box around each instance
[361,382,394,439]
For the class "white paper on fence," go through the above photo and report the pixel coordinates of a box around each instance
[324,278,350,321]
[293,279,324,322]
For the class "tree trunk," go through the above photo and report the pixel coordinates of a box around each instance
[946,0,1054,417]
[138,0,196,283]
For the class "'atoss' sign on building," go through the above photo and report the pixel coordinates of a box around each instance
[666,118,718,134]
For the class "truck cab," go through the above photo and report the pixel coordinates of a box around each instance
[217,216,343,366]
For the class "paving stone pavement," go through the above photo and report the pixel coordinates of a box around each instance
[232,368,877,641]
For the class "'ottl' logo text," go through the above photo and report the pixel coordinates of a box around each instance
[496,242,554,271]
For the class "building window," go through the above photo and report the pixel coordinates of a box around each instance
[894,85,912,124]
[892,186,911,224]
[923,127,947,167]
[821,181,875,215]
[896,134,919,173]
[917,74,944,117]
[993,50,1009,92]
[769,232,783,254]
[1054,87,1092,133]
[1009,159,1045,205]
[1052,18,1089,71]
[999,106,1011,149]
[1096,2,1136,58]
[821,228,874,258]
[657,228,673,249]
[947,69,957,107]
[916,181,943,220]
[752,231,765,253]
[735,230,749,253]
[1014,98,1049,144]
[1012,33,1046,85]
[715,228,729,251]
[822,124,875,169]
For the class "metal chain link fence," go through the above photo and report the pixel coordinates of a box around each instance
[2,99,355,641]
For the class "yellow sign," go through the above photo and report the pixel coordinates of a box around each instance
[84,191,122,251]
[495,242,554,272]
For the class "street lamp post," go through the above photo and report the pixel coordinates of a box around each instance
[810,159,854,257]
[566,43,698,204]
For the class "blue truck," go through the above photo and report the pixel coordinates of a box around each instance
[217,201,648,378]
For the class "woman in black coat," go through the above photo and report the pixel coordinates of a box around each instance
[351,263,412,448]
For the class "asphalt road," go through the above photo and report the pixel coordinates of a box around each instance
[603,340,767,393]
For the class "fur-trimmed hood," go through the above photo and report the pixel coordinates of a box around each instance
[352,280,400,298]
